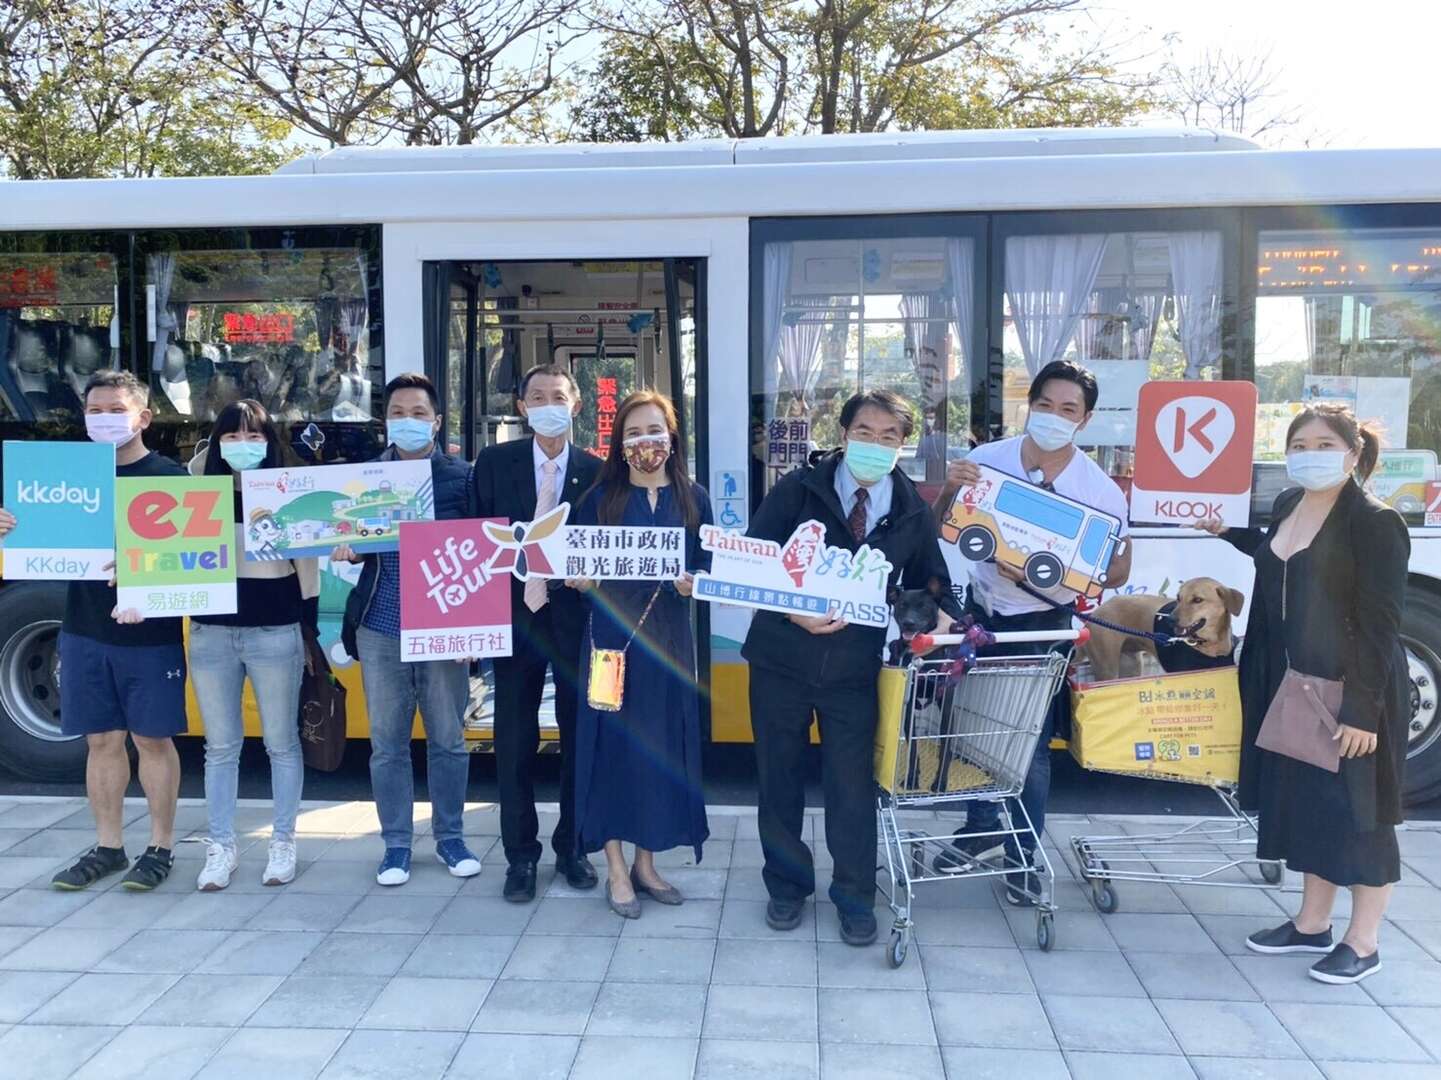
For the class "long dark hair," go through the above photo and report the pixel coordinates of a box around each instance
[203,399,286,475]
[1285,403,1382,483]
[588,390,699,530]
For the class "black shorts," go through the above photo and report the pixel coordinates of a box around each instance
[58,632,188,738]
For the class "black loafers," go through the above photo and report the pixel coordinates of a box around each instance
[557,854,599,891]
[1310,944,1382,984]
[1246,920,1335,955]
[838,909,878,947]
[766,898,804,931]
[503,861,537,903]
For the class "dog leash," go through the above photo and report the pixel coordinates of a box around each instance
[1008,580,1203,646]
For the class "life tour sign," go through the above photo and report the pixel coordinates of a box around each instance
[2,441,115,580]
[399,519,513,662]
[1131,381,1258,527]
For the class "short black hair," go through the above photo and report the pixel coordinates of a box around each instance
[1028,360,1098,413]
[204,399,285,475]
[384,372,439,413]
[519,363,580,401]
[839,388,915,440]
[84,369,149,408]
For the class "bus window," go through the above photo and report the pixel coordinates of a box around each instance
[0,252,117,424]
[1255,226,1441,521]
[994,479,1084,539]
[1078,514,1112,569]
[145,244,378,428]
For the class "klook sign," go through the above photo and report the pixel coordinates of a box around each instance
[1131,381,1258,527]
[399,519,512,662]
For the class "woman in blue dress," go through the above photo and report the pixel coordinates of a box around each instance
[568,390,712,918]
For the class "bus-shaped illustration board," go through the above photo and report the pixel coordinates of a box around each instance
[941,464,1124,597]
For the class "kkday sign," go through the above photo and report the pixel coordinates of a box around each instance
[2,441,115,580]
[115,476,237,616]
[399,519,513,662]
[483,503,686,582]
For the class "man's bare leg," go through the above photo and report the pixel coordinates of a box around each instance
[132,735,180,849]
[86,731,130,848]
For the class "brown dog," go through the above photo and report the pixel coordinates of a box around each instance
[1081,577,1245,682]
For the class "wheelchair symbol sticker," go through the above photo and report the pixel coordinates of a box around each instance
[719,504,743,528]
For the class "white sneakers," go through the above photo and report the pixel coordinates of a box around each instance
[196,842,238,891]
[263,840,297,886]
[194,838,297,890]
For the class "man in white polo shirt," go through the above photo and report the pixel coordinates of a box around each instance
[930,359,1132,903]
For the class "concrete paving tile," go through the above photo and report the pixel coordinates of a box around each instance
[587,980,707,1037]
[54,889,186,931]
[94,928,233,974]
[1156,999,1306,1059]
[1127,951,1260,1001]
[720,899,816,940]
[500,933,615,981]
[0,1023,120,1080]
[817,939,925,989]
[1363,958,1441,1006]
[246,974,390,1029]
[0,926,136,970]
[651,867,729,900]
[1396,920,1441,963]
[1271,1002,1432,1063]
[1388,1006,1441,1059]
[334,893,449,934]
[1398,829,1441,858]
[154,891,279,931]
[569,1035,698,1080]
[2,831,105,860]
[0,803,84,830]
[1066,1051,1197,1079]
[1315,1066,1441,1080]
[0,970,79,1023]
[908,874,1009,912]
[1374,886,1438,922]
[1044,993,1179,1054]
[1404,858,1441,887]
[399,932,516,978]
[929,988,1055,1049]
[356,975,492,1032]
[288,860,386,894]
[723,872,777,903]
[1104,912,1224,954]
[430,896,536,936]
[318,1029,464,1079]
[703,983,818,1042]
[939,1046,1069,1079]
[1192,913,1280,955]
[605,937,715,984]
[919,944,1034,994]
[1190,1060,1323,1079]
[525,896,624,936]
[1172,885,1289,917]
[696,1038,819,1080]
[1231,955,1374,1004]
[1057,877,1189,914]
[296,932,422,977]
[618,898,722,939]
[911,905,1017,947]
[0,888,97,928]
[1004,906,1122,951]
[70,1024,233,1080]
[0,831,35,855]
[819,1042,945,1079]
[443,1033,579,1079]
[470,979,599,1036]
[711,936,817,987]
[28,971,178,1025]
[245,891,364,932]
[1021,947,1145,997]
[139,973,284,1026]
[193,929,326,976]
[656,841,728,868]
[0,926,39,962]
[730,840,766,868]
[819,987,935,1045]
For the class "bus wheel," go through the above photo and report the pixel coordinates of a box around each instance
[0,583,86,781]
[958,525,996,563]
[1401,587,1441,806]
[1024,553,1064,591]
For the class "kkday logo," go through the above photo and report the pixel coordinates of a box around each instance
[15,480,102,514]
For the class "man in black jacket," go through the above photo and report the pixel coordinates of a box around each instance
[745,389,961,946]
[472,364,601,902]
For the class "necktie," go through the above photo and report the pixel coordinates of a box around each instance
[847,488,869,544]
[525,460,560,612]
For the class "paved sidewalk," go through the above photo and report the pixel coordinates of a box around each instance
[0,797,1435,1079]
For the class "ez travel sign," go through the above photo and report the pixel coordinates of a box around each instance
[1131,381,1258,528]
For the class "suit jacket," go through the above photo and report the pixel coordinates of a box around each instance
[472,436,602,642]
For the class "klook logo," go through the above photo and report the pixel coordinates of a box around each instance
[1153,396,1236,479]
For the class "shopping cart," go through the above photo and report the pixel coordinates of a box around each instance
[876,628,1084,967]
[1065,668,1284,914]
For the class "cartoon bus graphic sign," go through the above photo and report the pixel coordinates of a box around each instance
[940,464,1124,597]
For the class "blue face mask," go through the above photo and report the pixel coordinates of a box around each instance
[844,438,900,485]
[219,441,267,471]
[387,417,435,453]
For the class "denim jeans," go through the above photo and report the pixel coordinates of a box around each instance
[356,625,471,849]
[190,622,305,846]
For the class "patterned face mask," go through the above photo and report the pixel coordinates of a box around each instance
[623,433,671,474]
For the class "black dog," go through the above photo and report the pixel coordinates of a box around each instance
[887,579,946,666]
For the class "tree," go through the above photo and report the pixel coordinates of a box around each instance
[1161,47,1300,144]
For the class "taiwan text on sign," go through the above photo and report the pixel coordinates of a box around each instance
[2,441,115,580]
[692,520,893,627]
[399,519,513,662]
[1131,381,1258,527]
[482,503,686,581]
[115,476,237,616]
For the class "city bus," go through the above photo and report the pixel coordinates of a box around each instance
[2,128,1440,805]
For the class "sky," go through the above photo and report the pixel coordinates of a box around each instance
[1098,0,1441,149]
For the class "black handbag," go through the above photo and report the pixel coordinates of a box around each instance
[298,625,348,772]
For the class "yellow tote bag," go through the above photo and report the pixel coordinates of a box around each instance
[873,666,909,793]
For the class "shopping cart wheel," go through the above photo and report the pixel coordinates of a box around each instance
[1036,912,1055,952]
[1090,880,1119,914]
[1260,860,1284,885]
[888,930,909,968]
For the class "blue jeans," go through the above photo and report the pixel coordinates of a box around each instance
[356,625,470,849]
[190,622,305,845]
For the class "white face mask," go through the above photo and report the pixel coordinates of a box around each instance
[1025,410,1079,452]
[1286,449,1352,491]
[85,413,138,445]
[526,404,573,439]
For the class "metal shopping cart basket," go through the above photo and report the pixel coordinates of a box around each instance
[875,629,1083,967]
[1066,667,1284,915]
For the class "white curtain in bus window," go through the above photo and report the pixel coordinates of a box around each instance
[146,248,372,424]
[0,253,117,423]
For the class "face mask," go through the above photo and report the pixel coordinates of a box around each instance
[1286,449,1352,491]
[387,417,435,453]
[526,404,573,439]
[85,413,138,445]
[623,433,671,474]
[1025,410,1079,453]
[219,441,267,471]
[844,438,900,485]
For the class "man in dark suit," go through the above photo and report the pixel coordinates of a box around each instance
[472,363,601,901]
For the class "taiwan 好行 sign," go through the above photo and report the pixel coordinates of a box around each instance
[399,519,513,662]
[691,520,893,627]
[2,441,115,580]
[239,460,435,561]
[115,476,237,617]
